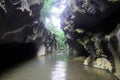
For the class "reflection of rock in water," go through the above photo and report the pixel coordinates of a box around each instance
[84,66,117,80]
[73,57,86,63]
[37,45,46,56]
[61,0,120,79]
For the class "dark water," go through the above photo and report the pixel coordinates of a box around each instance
[0,52,118,80]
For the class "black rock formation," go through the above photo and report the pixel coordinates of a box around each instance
[0,0,58,69]
[61,0,120,78]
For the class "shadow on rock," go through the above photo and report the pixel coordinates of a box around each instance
[0,42,38,73]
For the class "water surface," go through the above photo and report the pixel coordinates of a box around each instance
[0,52,118,80]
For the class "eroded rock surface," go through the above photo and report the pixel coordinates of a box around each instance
[0,0,120,79]
[0,0,58,65]
[61,0,120,79]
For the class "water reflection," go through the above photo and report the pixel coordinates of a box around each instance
[51,61,66,80]
[0,52,118,80]
[37,56,46,64]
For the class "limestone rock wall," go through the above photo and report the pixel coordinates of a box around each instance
[0,0,58,63]
[61,0,120,79]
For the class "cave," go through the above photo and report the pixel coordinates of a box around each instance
[0,0,120,80]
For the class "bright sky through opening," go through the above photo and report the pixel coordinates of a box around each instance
[45,0,66,30]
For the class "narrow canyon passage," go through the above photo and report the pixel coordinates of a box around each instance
[0,52,118,80]
[0,0,120,80]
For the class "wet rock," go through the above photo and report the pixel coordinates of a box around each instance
[93,58,112,72]
[44,33,58,53]
[61,0,120,78]
[37,44,46,56]
[0,0,58,66]
[108,24,120,78]
[84,57,112,72]
[61,0,120,33]
[66,39,88,57]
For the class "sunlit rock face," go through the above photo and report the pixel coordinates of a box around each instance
[61,0,120,78]
[0,0,58,64]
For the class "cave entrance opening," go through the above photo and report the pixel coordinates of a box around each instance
[40,0,67,49]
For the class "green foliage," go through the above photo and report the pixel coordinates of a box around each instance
[46,24,66,48]
[40,0,53,21]
[40,0,66,48]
